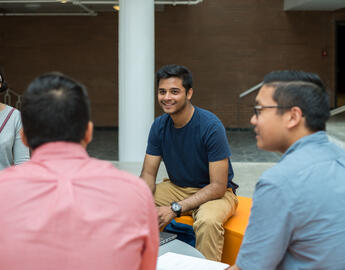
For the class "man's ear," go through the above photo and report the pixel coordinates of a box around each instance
[20,129,29,148]
[286,106,304,129]
[81,121,93,148]
[187,88,193,101]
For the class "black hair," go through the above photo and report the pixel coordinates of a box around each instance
[21,72,91,149]
[263,70,329,131]
[156,64,193,93]
[263,70,325,88]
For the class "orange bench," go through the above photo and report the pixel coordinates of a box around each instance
[174,196,252,265]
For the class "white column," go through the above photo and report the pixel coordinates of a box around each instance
[118,0,155,162]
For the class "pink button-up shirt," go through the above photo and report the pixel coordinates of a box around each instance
[0,142,159,270]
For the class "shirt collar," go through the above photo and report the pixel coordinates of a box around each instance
[31,141,89,161]
[280,131,328,161]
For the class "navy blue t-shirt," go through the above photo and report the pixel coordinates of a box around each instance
[146,106,237,191]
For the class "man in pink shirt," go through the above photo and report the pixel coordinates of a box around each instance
[0,72,159,270]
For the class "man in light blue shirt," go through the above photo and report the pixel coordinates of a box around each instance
[230,71,345,270]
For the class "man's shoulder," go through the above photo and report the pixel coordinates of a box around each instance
[259,140,345,191]
[258,163,290,190]
[85,158,147,185]
[260,151,308,185]
[281,137,344,170]
[154,113,170,122]
[195,106,221,122]
[152,113,170,127]
[79,158,154,207]
[149,114,171,139]
[0,157,152,201]
[194,107,224,131]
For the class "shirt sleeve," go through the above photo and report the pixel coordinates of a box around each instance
[146,119,162,156]
[204,120,231,162]
[139,186,159,270]
[236,178,293,270]
[12,111,30,165]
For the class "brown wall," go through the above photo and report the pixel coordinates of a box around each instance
[0,13,118,126]
[0,0,339,128]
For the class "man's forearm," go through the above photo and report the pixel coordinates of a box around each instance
[179,182,227,213]
[140,154,161,194]
[140,172,156,194]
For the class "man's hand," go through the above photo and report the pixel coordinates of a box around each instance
[169,158,229,214]
[157,206,176,228]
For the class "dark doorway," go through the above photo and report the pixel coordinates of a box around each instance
[336,22,345,107]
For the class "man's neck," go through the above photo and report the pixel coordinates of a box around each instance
[170,103,195,128]
[282,127,314,153]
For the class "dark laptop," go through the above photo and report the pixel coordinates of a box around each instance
[159,231,177,246]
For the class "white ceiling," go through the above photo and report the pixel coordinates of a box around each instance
[284,0,345,11]
[0,0,203,16]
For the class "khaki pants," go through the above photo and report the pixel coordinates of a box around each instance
[155,179,238,261]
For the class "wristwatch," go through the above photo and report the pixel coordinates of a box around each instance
[171,202,182,217]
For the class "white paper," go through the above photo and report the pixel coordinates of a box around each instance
[157,252,229,270]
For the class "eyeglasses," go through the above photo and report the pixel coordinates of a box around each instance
[253,105,291,117]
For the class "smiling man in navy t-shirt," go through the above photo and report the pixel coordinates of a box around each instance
[140,64,238,261]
